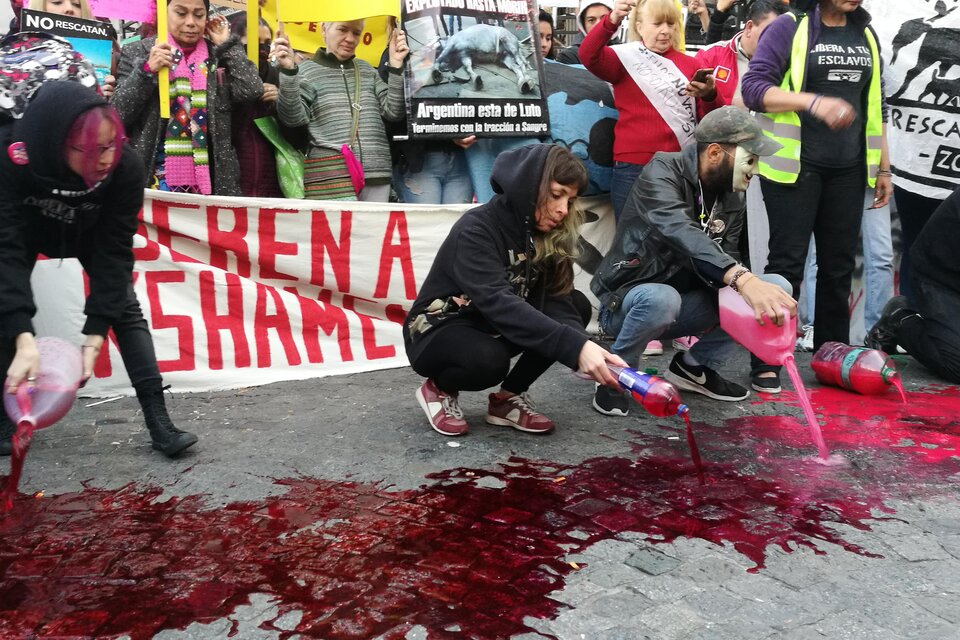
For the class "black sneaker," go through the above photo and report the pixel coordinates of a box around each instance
[592,383,630,416]
[865,296,919,354]
[751,372,782,394]
[666,353,749,402]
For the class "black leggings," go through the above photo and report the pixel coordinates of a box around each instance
[410,290,591,395]
[1,284,161,390]
[893,185,942,300]
[897,278,960,384]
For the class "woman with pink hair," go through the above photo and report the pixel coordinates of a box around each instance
[0,81,198,459]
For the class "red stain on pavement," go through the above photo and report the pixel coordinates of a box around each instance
[1,385,958,638]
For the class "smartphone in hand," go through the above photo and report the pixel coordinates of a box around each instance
[691,68,714,83]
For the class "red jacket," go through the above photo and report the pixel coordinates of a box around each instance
[693,34,743,107]
[580,14,720,166]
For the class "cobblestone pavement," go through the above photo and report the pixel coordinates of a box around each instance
[2,350,959,639]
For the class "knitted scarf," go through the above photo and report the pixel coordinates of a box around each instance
[164,40,212,194]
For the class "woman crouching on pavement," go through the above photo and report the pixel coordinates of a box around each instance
[404,144,627,437]
[0,81,197,458]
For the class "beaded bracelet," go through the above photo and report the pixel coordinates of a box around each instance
[728,267,751,294]
[876,169,893,177]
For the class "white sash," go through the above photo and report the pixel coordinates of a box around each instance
[611,43,696,147]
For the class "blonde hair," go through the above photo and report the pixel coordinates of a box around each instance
[532,146,588,296]
[627,0,682,52]
[29,0,94,20]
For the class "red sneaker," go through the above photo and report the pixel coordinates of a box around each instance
[416,379,468,436]
[485,393,555,434]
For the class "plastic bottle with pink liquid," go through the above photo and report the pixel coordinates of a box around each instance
[718,286,796,365]
[3,336,83,429]
[3,337,82,511]
[718,286,833,460]
[607,365,688,417]
[811,341,905,398]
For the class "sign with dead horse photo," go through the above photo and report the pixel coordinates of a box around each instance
[401,0,550,138]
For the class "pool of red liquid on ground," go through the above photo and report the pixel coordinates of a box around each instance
[1,385,958,639]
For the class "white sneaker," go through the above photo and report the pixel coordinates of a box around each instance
[795,324,814,352]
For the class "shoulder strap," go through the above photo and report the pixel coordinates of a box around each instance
[350,62,362,146]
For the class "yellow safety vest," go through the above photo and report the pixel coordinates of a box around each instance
[757,13,883,187]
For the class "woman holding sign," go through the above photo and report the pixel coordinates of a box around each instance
[579,0,721,219]
[271,20,408,202]
[0,82,198,458]
[112,0,263,195]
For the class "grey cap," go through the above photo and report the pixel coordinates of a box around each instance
[695,106,783,157]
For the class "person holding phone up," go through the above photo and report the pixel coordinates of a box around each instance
[579,0,723,220]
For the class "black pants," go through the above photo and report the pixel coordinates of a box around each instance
[897,278,960,384]
[760,164,865,350]
[410,290,591,395]
[1,284,162,395]
[893,186,943,300]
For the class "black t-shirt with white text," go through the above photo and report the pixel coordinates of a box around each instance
[800,23,872,168]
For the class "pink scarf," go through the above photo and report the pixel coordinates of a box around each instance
[163,39,212,194]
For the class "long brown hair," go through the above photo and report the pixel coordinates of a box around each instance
[532,145,588,296]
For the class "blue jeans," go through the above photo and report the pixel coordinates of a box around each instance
[599,274,792,371]
[799,188,895,329]
[611,161,645,221]
[394,148,474,205]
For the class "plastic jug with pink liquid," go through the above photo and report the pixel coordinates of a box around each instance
[718,286,833,460]
[718,286,797,366]
[3,337,83,429]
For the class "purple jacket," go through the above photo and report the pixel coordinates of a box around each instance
[741,5,879,112]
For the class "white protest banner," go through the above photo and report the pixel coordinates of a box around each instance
[31,192,468,396]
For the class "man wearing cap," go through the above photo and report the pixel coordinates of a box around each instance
[590,106,797,415]
[556,0,619,65]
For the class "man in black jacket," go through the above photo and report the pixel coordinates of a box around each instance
[590,106,797,415]
[866,186,960,384]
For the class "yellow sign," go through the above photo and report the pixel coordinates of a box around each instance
[261,3,390,67]
[276,0,399,23]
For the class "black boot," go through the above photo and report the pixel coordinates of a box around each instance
[865,296,921,354]
[0,412,14,457]
[134,381,198,457]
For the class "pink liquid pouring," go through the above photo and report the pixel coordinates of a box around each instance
[681,413,705,485]
[891,378,907,404]
[2,337,82,512]
[718,287,832,459]
[783,355,830,460]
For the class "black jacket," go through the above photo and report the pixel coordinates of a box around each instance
[0,82,144,341]
[590,144,744,309]
[403,144,588,370]
[911,185,960,296]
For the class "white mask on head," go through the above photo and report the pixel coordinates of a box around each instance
[731,145,759,192]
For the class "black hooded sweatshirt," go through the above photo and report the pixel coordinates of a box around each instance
[403,144,588,370]
[0,81,145,341]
